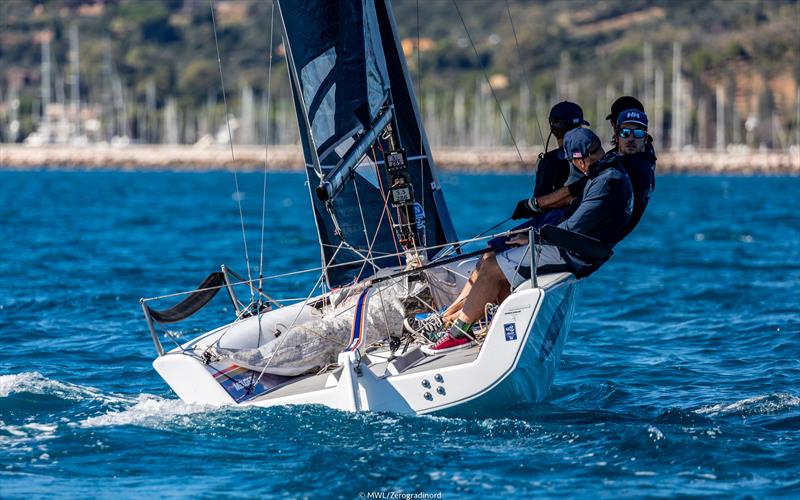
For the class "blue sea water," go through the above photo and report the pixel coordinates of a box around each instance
[1,170,798,498]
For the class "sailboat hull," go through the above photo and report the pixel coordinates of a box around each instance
[153,273,581,415]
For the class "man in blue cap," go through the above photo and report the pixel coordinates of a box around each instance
[422,128,633,354]
[511,101,589,220]
[614,108,656,236]
[519,101,656,238]
[406,101,589,340]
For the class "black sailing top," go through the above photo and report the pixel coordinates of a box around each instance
[533,149,571,198]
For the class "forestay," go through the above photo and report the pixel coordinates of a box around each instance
[276,0,457,287]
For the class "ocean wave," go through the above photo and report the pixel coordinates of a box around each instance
[78,395,210,429]
[0,371,132,405]
[694,392,800,417]
[0,421,59,452]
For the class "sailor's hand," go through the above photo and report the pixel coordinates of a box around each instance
[511,198,542,220]
[507,234,529,246]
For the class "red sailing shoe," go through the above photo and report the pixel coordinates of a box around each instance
[421,332,474,355]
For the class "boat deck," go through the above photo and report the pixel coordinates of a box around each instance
[247,343,481,403]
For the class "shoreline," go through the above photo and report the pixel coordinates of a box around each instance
[1,143,798,174]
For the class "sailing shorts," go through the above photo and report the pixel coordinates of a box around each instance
[496,244,566,288]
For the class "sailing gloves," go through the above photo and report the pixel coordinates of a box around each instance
[511,196,543,220]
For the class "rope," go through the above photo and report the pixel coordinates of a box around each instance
[452,0,534,189]
[210,0,254,300]
[352,169,384,281]
[504,0,547,149]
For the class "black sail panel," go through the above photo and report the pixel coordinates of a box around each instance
[278,0,390,167]
[277,0,458,287]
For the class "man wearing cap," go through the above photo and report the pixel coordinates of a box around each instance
[606,95,646,141]
[613,107,656,236]
[521,96,656,237]
[512,101,590,221]
[423,128,633,354]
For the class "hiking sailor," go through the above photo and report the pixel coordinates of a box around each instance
[422,128,633,354]
[511,101,589,222]
[519,96,656,234]
[614,108,656,236]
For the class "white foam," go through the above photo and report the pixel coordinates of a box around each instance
[0,421,58,446]
[647,425,664,441]
[0,372,132,405]
[79,395,209,429]
[695,392,800,417]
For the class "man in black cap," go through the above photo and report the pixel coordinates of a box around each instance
[423,128,632,354]
[518,96,656,236]
[511,101,589,220]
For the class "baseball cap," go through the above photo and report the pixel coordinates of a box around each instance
[616,108,648,128]
[606,96,644,122]
[549,101,590,129]
[558,128,602,160]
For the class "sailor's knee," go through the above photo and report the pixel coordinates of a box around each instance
[476,251,494,270]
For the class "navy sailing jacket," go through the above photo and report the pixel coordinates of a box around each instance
[619,147,656,237]
[533,149,571,198]
[558,152,633,277]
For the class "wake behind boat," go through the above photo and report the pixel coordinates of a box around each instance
[142,0,593,416]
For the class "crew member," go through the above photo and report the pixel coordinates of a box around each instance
[614,108,656,236]
[425,128,633,354]
[515,101,589,217]
[521,96,656,236]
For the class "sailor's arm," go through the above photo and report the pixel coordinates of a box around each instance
[533,185,572,210]
[529,175,589,211]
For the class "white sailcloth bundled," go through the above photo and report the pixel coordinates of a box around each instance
[213,278,426,376]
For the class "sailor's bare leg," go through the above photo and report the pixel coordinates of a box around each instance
[452,253,510,325]
[442,252,491,321]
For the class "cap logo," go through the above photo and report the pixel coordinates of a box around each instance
[626,111,640,119]
[573,118,580,124]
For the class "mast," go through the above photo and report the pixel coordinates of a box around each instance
[69,23,80,139]
[275,0,457,287]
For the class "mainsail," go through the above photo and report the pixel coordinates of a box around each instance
[276,0,457,287]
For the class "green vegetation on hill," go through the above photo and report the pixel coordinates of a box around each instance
[1,0,798,147]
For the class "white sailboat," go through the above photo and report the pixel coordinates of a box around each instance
[142,0,596,416]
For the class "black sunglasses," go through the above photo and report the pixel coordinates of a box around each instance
[619,128,646,139]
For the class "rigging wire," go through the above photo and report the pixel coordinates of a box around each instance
[416,0,426,243]
[255,1,275,348]
[258,2,275,289]
[371,145,404,266]
[210,0,254,300]
[451,0,534,188]
[504,0,547,150]
[142,226,525,304]
[352,169,383,281]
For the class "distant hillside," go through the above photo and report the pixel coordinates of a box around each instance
[1,0,798,149]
